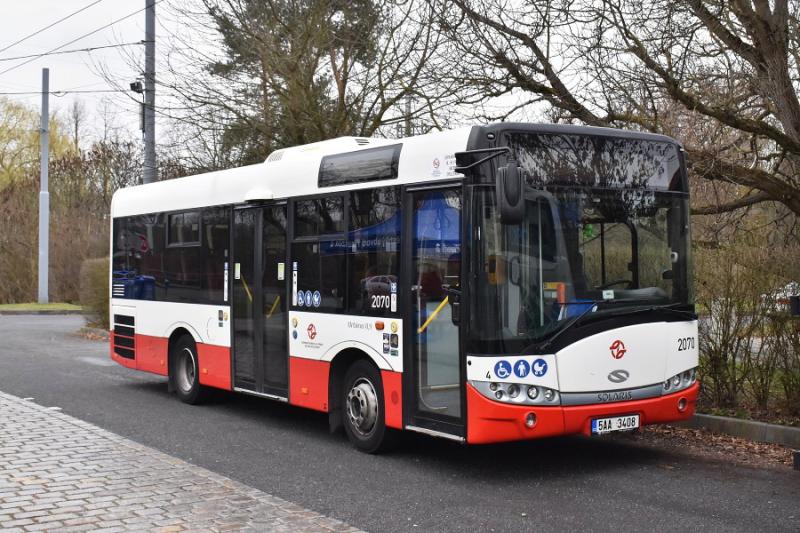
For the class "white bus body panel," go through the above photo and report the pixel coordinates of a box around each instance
[111,298,231,347]
[289,311,403,372]
[555,320,698,392]
[465,321,699,393]
[110,128,473,219]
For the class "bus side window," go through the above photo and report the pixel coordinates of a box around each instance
[346,187,401,316]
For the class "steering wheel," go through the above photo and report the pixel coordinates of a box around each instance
[597,279,633,290]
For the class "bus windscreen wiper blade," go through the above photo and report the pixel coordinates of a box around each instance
[534,304,598,352]
[576,303,696,322]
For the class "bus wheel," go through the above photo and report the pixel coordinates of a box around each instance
[171,335,206,405]
[342,360,393,453]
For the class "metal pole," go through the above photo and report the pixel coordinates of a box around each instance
[37,68,50,304]
[143,0,156,183]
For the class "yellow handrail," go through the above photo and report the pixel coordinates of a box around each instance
[267,295,281,318]
[241,276,252,303]
[417,296,449,334]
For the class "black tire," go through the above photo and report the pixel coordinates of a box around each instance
[171,335,206,405]
[342,360,395,453]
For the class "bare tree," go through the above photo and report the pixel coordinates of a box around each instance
[143,0,452,168]
[433,0,800,215]
[67,99,87,153]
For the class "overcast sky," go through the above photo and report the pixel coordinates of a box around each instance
[0,0,182,143]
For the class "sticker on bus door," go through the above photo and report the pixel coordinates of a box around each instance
[292,262,298,305]
[223,262,229,301]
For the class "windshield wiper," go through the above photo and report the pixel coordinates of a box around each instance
[536,304,598,352]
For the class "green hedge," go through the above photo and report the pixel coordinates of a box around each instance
[79,257,109,329]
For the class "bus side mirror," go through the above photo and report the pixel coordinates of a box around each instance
[496,162,525,224]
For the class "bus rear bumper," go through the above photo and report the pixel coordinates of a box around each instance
[466,382,699,444]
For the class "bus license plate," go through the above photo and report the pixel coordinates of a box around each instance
[591,414,640,435]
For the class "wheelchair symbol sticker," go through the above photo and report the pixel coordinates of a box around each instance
[494,360,512,379]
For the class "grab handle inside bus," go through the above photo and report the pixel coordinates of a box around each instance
[444,285,461,326]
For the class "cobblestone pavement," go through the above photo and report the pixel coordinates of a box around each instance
[0,391,362,533]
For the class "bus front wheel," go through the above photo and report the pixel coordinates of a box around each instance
[171,335,206,405]
[342,360,394,453]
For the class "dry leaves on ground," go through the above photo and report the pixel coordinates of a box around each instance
[618,424,796,470]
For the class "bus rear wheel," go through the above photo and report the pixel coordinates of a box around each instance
[171,335,206,405]
[342,360,394,453]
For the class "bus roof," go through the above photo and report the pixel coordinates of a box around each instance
[111,127,472,217]
[111,123,683,218]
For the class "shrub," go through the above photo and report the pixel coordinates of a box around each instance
[695,235,800,419]
[80,257,109,329]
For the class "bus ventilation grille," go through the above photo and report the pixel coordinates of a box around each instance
[112,282,126,297]
[355,138,370,146]
[112,314,136,360]
[266,150,284,162]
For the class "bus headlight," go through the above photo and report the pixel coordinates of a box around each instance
[471,381,560,406]
[663,367,698,394]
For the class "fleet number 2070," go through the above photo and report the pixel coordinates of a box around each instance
[677,336,696,351]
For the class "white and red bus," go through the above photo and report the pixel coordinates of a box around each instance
[110,123,699,452]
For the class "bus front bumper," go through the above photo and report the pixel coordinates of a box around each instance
[465,381,699,444]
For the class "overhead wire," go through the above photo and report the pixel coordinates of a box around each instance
[0,89,127,96]
[0,0,107,55]
[0,0,163,78]
[0,42,143,63]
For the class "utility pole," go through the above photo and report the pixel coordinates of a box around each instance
[37,68,49,304]
[142,0,156,184]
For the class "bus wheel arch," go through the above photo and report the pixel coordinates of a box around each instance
[328,348,372,434]
[167,328,206,404]
[328,349,395,453]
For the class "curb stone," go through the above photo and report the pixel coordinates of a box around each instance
[677,413,800,449]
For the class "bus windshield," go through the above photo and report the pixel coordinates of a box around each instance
[469,186,692,354]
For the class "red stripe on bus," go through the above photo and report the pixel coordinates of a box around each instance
[289,357,330,412]
[197,343,232,390]
[562,382,699,435]
[466,383,565,444]
[134,334,169,376]
[466,381,700,444]
[381,370,402,429]
[109,331,232,391]
[109,335,136,368]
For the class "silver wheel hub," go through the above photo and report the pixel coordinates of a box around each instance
[346,378,378,437]
[176,347,196,393]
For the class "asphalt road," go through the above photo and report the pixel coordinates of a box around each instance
[0,315,797,532]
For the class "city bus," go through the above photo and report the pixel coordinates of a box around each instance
[109,123,699,452]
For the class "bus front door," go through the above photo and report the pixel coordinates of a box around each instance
[405,186,465,439]
[232,204,289,399]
